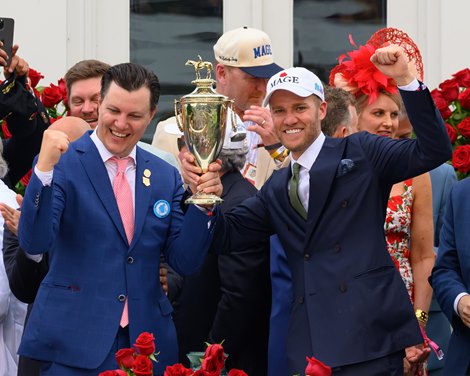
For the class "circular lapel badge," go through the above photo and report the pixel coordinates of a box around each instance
[153,200,170,218]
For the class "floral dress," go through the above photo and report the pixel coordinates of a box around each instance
[384,179,414,301]
[385,179,428,375]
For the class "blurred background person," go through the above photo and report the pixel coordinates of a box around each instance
[321,86,358,137]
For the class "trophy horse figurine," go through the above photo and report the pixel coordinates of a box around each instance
[185,55,213,80]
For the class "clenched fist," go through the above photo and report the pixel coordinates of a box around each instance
[36,129,71,172]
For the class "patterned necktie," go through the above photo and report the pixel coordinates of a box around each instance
[289,162,307,220]
[111,156,134,327]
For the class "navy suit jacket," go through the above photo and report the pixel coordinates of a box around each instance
[17,133,216,373]
[213,88,452,373]
[430,178,470,375]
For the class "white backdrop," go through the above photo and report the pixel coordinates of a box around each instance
[1,0,469,89]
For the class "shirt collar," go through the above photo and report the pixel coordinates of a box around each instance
[291,132,326,172]
[90,129,137,164]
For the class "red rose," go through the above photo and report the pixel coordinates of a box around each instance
[431,88,444,103]
[41,83,64,108]
[457,117,470,138]
[1,120,12,139]
[28,68,44,88]
[164,363,193,376]
[192,371,212,376]
[305,355,332,376]
[432,95,452,119]
[452,145,470,173]
[20,169,32,187]
[446,123,457,143]
[133,332,156,356]
[98,370,127,376]
[132,355,153,376]
[201,344,226,374]
[439,78,460,102]
[115,348,135,369]
[459,89,470,110]
[453,68,470,88]
[228,370,248,376]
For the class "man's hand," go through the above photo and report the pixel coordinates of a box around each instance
[36,129,70,172]
[1,44,29,78]
[370,44,416,86]
[179,151,222,197]
[457,294,470,327]
[404,344,430,375]
[0,196,21,236]
[243,105,280,146]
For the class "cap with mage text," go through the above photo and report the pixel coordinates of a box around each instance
[213,26,283,78]
[263,67,325,106]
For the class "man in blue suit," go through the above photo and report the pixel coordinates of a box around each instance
[430,178,470,375]
[182,44,452,374]
[17,63,222,375]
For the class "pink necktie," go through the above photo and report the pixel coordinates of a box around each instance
[111,156,134,327]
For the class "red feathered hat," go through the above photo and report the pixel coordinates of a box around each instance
[330,28,423,104]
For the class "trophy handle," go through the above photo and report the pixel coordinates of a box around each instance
[229,100,237,132]
[174,99,184,132]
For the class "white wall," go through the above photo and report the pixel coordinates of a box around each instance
[1,0,468,90]
[388,0,470,89]
[1,0,129,85]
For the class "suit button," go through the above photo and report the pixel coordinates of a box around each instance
[127,256,134,264]
[299,296,304,304]
[334,244,341,253]
[118,294,126,302]
[341,200,348,208]
[304,253,310,261]
[339,283,347,293]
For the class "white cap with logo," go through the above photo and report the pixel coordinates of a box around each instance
[263,67,325,106]
[213,26,283,79]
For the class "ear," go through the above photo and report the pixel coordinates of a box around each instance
[318,100,328,121]
[216,64,227,84]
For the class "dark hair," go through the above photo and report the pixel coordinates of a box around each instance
[321,86,356,136]
[101,63,160,111]
[64,59,111,95]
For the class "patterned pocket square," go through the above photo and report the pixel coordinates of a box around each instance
[336,159,355,177]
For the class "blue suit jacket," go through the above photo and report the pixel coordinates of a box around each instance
[214,88,452,374]
[430,178,470,375]
[17,133,216,373]
[427,163,456,372]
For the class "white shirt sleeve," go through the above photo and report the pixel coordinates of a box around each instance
[454,292,469,316]
[34,166,53,186]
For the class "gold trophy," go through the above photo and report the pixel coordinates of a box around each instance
[175,56,237,205]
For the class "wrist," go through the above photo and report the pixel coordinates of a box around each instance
[415,309,428,326]
[395,73,416,87]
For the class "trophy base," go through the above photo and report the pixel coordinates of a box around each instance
[185,192,223,205]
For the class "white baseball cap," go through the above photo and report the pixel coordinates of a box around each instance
[263,67,325,106]
[213,26,283,78]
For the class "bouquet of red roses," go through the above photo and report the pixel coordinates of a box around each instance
[431,68,470,179]
[99,332,159,376]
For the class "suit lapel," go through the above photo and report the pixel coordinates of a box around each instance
[132,147,153,250]
[305,138,345,244]
[77,135,128,244]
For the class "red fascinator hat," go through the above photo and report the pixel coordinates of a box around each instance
[329,28,423,104]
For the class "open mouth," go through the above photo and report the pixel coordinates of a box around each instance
[284,129,302,134]
[110,129,128,139]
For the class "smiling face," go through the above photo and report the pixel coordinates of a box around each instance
[96,82,156,157]
[357,93,401,138]
[68,77,102,129]
[269,90,327,160]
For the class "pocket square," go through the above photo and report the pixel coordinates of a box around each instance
[336,159,355,177]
